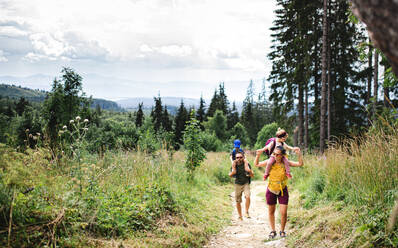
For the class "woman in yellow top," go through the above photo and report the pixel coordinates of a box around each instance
[254,146,303,239]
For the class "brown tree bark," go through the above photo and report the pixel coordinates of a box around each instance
[373,50,379,116]
[351,0,398,76]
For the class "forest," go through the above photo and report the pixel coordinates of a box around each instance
[1,0,398,247]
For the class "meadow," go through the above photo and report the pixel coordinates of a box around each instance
[0,145,237,247]
[287,121,398,247]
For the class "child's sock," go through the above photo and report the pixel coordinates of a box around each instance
[282,156,292,179]
[263,157,276,180]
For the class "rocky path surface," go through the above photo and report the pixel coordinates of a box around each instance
[205,181,287,248]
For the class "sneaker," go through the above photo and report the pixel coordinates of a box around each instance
[286,173,292,179]
[238,216,243,221]
[244,212,250,218]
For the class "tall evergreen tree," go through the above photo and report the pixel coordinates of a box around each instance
[196,95,206,129]
[241,82,256,146]
[174,100,189,148]
[227,102,240,130]
[162,105,173,132]
[151,96,163,133]
[15,97,30,116]
[135,102,144,127]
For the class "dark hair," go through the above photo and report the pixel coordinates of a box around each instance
[277,132,287,138]
[275,145,286,155]
[236,151,244,156]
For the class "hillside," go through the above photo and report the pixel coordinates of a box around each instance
[0,84,123,111]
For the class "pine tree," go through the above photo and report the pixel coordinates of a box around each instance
[227,102,240,130]
[135,102,144,127]
[15,97,30,116]
[151,96,163,133]
[174,100,189,148]
[196,95,206,129]
[162,105,173,132]
[241,82,256,146]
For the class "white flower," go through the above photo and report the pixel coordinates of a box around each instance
[63,125,67,129]
[76,116,81,121]
[25,129,29,132]
[83,128,88,131]
[84,119,89,123]
[70,120,74,124]
[36,133,41,136]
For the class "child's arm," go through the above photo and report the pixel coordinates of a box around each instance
[229,161,237,177]
[284,143,300,152]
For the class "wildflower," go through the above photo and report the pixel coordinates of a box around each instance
[25,129,29,132]
[36,132,41,136]
[63,125,67,129]
[70,120,74,124]
[59,130,64,134]
[76,116,81,121]
[29,134,33,138]
[83,128,88,131]
[84,119,89,123]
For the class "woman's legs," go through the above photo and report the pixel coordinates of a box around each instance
[268,204,276,231]
[279,204,288,231]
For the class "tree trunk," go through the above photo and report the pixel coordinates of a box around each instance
[305,84,309,150]
[320,0,328,153]
[298,82,304,148]
[367,39,373,124]
[327,4,332,143]
[384,66,390,107]
[373,50,379,117]
[351,1,398,77]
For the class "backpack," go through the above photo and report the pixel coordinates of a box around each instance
[268,162,288,195]
[264,138,283,158]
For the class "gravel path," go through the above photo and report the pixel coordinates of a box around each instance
[205,180,287,248]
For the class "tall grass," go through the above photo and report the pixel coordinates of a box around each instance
[0,145,233,247]
[288,121,398,247]
[325,124,398,206]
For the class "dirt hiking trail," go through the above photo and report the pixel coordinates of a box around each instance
[205,181,287,248]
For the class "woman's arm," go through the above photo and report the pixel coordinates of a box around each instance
[254,149,268,167]
[288,149,304,167]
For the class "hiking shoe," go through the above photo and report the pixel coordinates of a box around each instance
[244,212,250,218]
[269,231,277,239]
[238,216,243,221]
[286,173,292,179]
[280,231,286,238]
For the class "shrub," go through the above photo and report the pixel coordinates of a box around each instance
[255,122,279,149]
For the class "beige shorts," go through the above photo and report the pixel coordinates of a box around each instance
[235,183,250,203]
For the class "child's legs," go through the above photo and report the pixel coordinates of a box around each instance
[282,156,290,174]
[265,156,276,175]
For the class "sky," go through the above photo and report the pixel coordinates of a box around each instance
[0,0,277,102]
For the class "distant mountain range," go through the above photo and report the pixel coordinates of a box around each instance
[0,83,204,114]
[0,73,243,114]
[0,84,123,111]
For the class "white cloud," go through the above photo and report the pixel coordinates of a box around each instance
[0,50,8,62]
[0,0,277,101]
